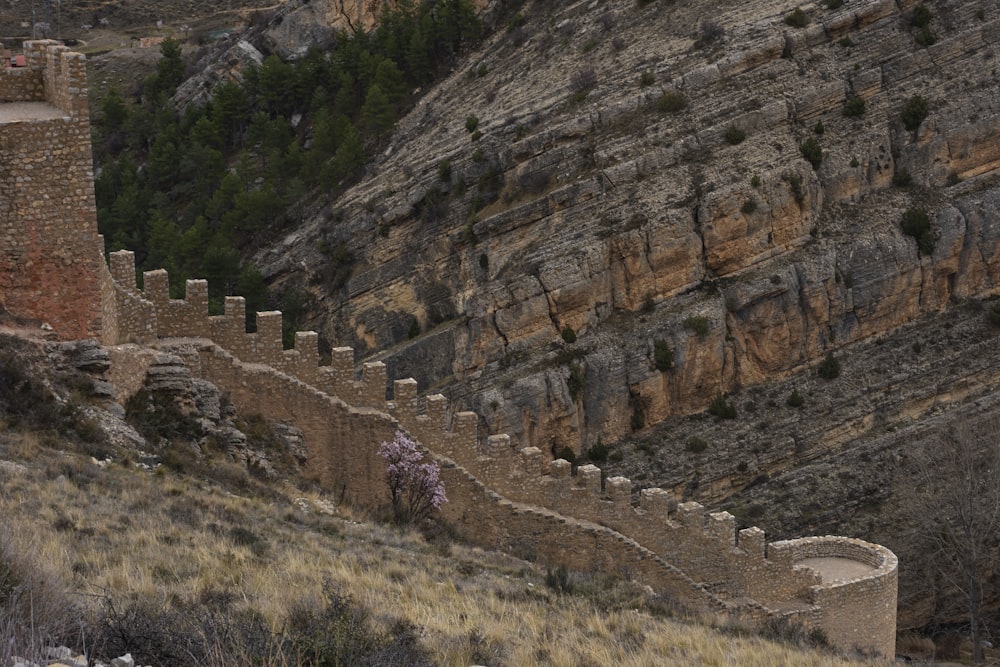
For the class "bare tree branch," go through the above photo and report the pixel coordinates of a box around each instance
[906,414,1000,663]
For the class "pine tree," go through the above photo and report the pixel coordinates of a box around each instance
[372,59,406,112]
[325,123,365,187]
[360,84,394,139]
[145,37,184,101]
[406,24,433,84]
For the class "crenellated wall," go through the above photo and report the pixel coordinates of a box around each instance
[770,537,899,657]
[100,248,899,656]
[0,42,898,659]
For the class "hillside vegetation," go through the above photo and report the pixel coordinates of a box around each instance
[0,334,880,666]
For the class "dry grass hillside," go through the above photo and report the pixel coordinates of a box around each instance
[4,0,999,658]
[0,331,887,666]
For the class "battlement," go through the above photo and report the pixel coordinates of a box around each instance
[0,41,89,119]
[100,259,891,652]
[100,247,898,656]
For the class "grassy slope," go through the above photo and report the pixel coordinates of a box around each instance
[0,422,889,666]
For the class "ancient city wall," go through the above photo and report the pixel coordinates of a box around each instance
[0,31,901,656]
[101,251,158,345]
[0,41,101,339]
[771,537,899,658]
[100,247,897,654]
[0,63,43,101]
[169,338,726,607]
[179,334,900,654]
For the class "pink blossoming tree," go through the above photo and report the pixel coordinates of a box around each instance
[378,431,447,524]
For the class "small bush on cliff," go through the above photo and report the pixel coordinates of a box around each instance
[630,394,647,431]
[915,26,936,46]
[553,446,577,464]
[567,363,586,402]
[784,7,808,28]
[519,169,552,195]
[843,95,866,117]
[655,91,688,113]
[900,207,934,255]
[683,316,710,338]
[901,95,929,132]
[782,173,805,205]
[725,125,746,145]
[799,138,823,170]
[686,436,708,453]
[708,395,737,419]
[586,439,609,463]
[817,352,841,380]
[654,339,673,372]
[911,4,933,28]
[408,317,421,339]
[892,167,912,188]
[561,326,577,344]
[378,431,447,525]
[569,67,598,99]
[437,159,452,182]
[787,389,804,408]
[989,302,1000,326]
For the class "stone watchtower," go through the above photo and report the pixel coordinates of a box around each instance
[0,40,102,340]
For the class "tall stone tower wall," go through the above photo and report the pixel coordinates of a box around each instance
[0,41,102,340]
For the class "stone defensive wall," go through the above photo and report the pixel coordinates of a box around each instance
[102,250,898,656]
[183,339,729,613]
[770,537,899,657]
[0,41,102,340]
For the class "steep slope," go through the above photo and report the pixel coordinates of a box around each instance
[0,329,887,666]
[258,0,1000,457]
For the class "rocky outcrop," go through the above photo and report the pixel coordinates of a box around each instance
[171,39,263,109]
[258,0,337,60]
[249,1,1000,458]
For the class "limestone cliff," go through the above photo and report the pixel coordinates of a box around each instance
[254,0,1000,460]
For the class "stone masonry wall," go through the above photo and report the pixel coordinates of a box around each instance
[0,41,101,340]
[182,338,731,614]
[770,537,899,657]
[102,250,898,656]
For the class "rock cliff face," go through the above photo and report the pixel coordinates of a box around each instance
[256,0,1000,458]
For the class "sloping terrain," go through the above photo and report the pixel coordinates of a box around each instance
[0,329,880,666]
[38,0,1000,646]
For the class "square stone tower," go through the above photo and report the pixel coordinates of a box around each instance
[0,40,102,340]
